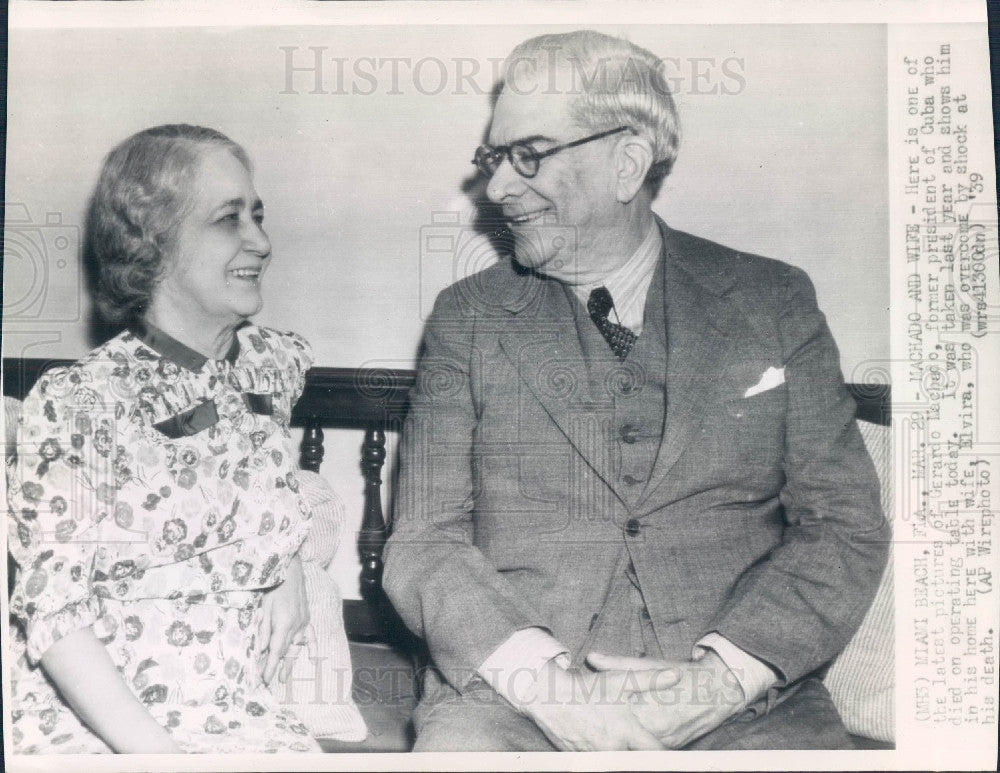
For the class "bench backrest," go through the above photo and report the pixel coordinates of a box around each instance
[2,357,889,644]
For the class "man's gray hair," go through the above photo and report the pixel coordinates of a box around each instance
[503,30,680,184]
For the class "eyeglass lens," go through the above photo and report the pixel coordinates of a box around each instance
[474,142,540,178]
[509,145,538,177]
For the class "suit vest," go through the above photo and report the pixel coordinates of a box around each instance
[564,257,668,659]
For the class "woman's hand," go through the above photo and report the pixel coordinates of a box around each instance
[259,555,310,685]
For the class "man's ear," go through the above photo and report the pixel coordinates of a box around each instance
[614,133,654,203]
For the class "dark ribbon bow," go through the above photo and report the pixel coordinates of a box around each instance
[153,393,274,439]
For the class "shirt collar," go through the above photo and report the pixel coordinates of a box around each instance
[572,221,662,333]
[130,320,241,372]
[595,220,661,296]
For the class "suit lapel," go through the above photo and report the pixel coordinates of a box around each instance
[498,273,626,506]
[637,222,741,512]
[494,217,742,512]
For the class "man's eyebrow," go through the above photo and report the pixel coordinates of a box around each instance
[506,134,557,146]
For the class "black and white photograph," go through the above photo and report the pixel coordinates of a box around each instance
[1,1,996,770]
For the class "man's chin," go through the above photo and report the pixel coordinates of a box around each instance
[514,254,583,284]
[513,251,555,272]
[509,230,549,263]
[508,221,578,274]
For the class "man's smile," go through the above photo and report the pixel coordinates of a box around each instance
[507,209,551,225]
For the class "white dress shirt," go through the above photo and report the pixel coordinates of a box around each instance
[569,219,663,335]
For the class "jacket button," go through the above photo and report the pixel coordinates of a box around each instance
[620,425,638,444]
[622,474,640,485]
[625,518,641,536]
[641,607,651,621]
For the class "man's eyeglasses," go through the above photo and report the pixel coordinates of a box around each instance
[472,125,631,179]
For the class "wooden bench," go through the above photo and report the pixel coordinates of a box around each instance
[4,358,892,751]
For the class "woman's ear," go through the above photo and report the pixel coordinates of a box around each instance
[614,133,654,203]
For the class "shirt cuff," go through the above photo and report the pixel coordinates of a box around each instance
[693,632,778,707]
[478,628,570,709]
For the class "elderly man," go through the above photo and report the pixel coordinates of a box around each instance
[383,30,888,751]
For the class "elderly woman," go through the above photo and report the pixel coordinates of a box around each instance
[8,125,323,753]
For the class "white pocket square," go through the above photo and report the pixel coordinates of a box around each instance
[744,366,785,398]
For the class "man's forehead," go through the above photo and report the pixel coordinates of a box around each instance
[488,86,580,145]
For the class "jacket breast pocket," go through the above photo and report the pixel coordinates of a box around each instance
[714,384,788,471]
[724,383,787,420]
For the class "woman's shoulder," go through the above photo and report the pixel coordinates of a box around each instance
[239,325,314,371]
[257,327,312,355]
[24,331,140,408]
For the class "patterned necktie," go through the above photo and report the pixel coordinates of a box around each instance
[587,286,637,361]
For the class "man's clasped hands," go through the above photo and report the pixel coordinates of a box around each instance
[504,650,748,751]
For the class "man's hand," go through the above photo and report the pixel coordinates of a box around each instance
[259,555,309,686]
[586,651,746,749]
[518,658,678,751]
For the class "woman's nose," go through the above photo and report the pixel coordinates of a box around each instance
[243,220,271,257]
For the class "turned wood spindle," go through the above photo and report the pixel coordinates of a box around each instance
[300,423,325,472]
[359,427,387,598]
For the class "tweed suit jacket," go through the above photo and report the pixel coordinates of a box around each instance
[384,218,889,698]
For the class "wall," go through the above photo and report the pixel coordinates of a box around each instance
[3,23,889,596]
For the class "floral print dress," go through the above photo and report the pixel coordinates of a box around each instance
[7,322,322,753]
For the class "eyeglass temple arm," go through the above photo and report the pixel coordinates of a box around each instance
[471,125,631,166]
[533,125,632,161]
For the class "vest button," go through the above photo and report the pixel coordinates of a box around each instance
[641,607,651,621]
[620,425,638,444]
[625,518,641,536]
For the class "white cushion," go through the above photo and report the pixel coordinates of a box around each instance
[824,420,894,742]
[267,469,367,740]
[296,469,346,567]
[268,561,367,741]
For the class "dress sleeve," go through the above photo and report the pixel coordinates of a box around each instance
[8,372,110,663]
[278,330,314,405]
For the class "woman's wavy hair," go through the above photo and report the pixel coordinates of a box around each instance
[85,125,251,324]
[502,31,680,190]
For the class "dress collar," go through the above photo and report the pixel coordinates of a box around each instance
[130,320,242,371]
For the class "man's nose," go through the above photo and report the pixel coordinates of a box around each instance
[485,157,526,203]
